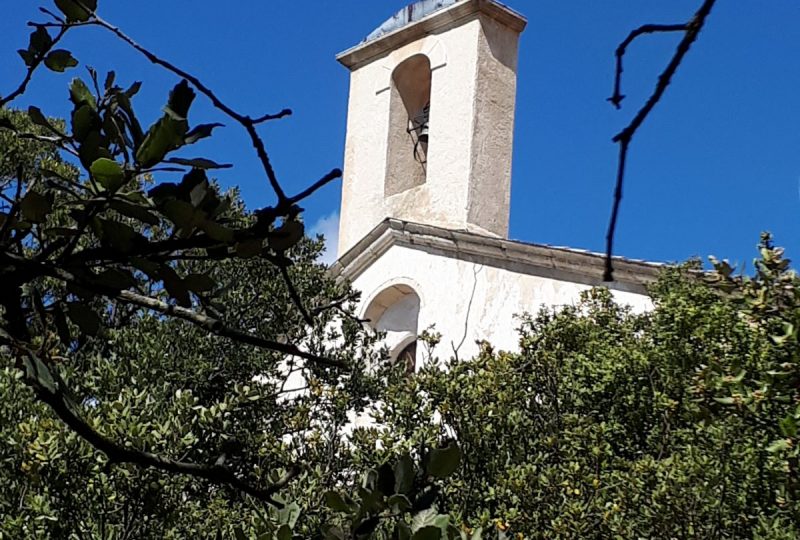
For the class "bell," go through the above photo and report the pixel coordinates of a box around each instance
[418,122,429,144]
[412,102,430,144]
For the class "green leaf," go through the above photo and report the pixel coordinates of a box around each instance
[395,523,412,540]
[65,302,101,336]
[44,49,78,72]
[322,525,346,540]
[71,104,99,142]
[54,0,97,22]
[160,266,191,307]
[78,130,112,171]
[780,415,798,438]
[51,304,72,345]
[394,453,415,494]
[354,517,380,537]
[426,443,461,479]
[69,78,96,108]
[235,238,263,258]
[162,199,202,231]
[125,81,142,98]
[269,220,304,252]
[184,273,215,293]
[713,396,736,406]
[324,491,350,513]
[184,123,223,145]
[136,116,187,168]
[201,220,235,243]
[166,80,195,120]
[28,106,55,132]
[412,526,441,540]
[90,158,125,191]
[22,354,56,394]
[94,219,145,253]
[388,494,412,513]
[104,70,116,90]
[17,48,35,67]
[110,200,159,226]
[277,525,292,540]
[30,26,53,54]
[19,190,52,223]
[164,157,232,169]
[92,268,137,291]
[377,462,395,496]
[767,439,791,453]
[281,502,301,529]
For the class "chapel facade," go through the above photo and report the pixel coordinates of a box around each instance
[331,0,659,366]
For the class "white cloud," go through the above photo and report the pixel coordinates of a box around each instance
[309,211,340,265]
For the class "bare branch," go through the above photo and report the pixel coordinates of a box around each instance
[252,108,292,125]
[608,23,688,110]
[603,0,717,282]
[0,25,69,108]
[603,139,630,282]
[114,289,344,368]
[0,251,347,369]
[12,131,79,157]
[288,168,343,205]
[75,11,288,202]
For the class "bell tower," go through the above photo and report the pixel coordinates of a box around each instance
[335,0,526,256]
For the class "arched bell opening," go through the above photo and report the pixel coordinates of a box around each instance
[385,54,432,197]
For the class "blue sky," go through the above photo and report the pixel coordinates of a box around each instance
[2,1,799,269]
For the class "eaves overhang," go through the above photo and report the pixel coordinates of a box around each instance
[330,219,665,296]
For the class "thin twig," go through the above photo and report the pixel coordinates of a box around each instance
[279,265,314,327]
[608,24,688,109]
[603,0,717,282]
[288,168,343,204]
[252,108,292,124]
[74,11,288,202]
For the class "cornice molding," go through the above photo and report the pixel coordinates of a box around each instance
[337,0,527,70]
[330,219,664,296]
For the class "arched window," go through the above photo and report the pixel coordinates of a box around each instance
[364,284,421,373]
[385,54,431,197]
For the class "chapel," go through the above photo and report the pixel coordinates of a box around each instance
[330,0,659,366]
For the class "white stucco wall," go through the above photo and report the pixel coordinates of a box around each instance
[353,243,652,364]
[337,5,524,256]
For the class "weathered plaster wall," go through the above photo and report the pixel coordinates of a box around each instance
[338,23,482,255]
[353,243,652,364]
[337,2,525,256]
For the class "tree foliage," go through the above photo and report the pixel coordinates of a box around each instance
[0,105,387,537]
[3,2,800,539]
[353,240,800,538]
[0,0,388,536]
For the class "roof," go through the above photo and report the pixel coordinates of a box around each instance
[331,219,665,296]
[364,0,462,44]
[337,0,527,70]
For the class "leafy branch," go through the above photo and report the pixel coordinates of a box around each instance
[0,0,354,505]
